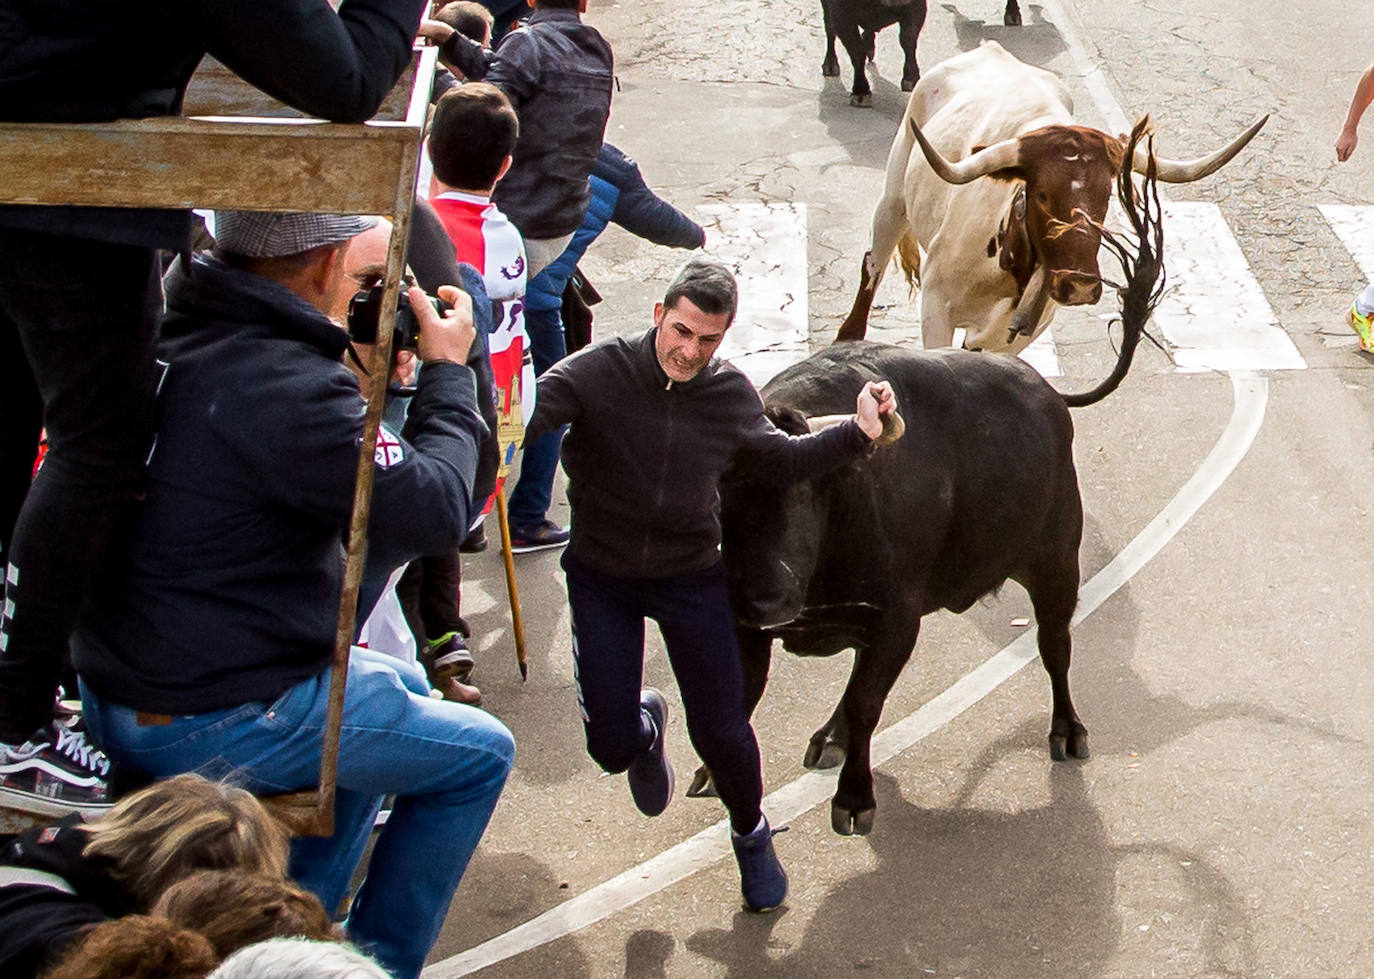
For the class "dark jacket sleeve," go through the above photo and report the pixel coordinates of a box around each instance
[730,404,873,486]
[194,0,430,123]
[597,144,705,249]
[440,30,496,82]
[523,353,587,446]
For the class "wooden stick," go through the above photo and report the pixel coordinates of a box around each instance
[493,488,528,680]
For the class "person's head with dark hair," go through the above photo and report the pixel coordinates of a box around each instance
[81,773,291,912]
[433,1,494,46]
[153,870,337,960]
[428,82,519,194]
[653,259,739,383]
[531,0,585,10]
[39,915,218,979]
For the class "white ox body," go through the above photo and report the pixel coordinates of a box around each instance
[865,41,1078,353]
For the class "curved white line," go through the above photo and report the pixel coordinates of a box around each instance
[422,371,1267,978]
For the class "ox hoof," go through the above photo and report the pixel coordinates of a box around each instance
[685,766,718,798]
[822,59,840,78]
[830,800,876,836]
[849,93,874,108]
[1049,731,1090,762]
[803,739,846,770]
[901,79,916,92]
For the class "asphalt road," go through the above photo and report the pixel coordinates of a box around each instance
[420,2,1374,975]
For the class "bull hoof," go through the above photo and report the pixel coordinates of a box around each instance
[901,78,916,92]
[830,800,876,836]
[822,58,840,78]
[685,766,718,798]
[849,93,874,108]
[1048,731,1090,762]
[1005,11,1023,26]
[802,738,846,770]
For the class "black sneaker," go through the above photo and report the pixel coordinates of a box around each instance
[627,689,674,817]
[0,721,113,816]
[509,519,569,554]
[732,818,789,912]
[459,523,488,554]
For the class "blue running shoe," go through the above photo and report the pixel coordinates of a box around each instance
[732,818,789,912]
[627,689,673,817]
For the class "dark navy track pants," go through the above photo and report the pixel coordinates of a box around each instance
[562,551,764,835]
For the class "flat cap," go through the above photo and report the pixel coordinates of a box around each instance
[212,211,377,258]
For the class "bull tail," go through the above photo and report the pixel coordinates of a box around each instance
[895,232,922,291]
[1058,118,1165,408]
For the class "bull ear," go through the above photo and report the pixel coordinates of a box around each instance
[766,404,811,436]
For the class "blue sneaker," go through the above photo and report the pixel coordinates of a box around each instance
[627,689,673,817]
[732,818,789,912]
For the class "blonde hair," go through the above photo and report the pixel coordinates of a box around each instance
[82,774,290,910]
[154,870,337,960]
[39,915,218,979]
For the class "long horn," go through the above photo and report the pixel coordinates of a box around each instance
[1131,113,1269,183]
[807,410,906,445]
[910,118,1021,185]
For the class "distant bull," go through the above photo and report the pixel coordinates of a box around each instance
[836,41,1267,351]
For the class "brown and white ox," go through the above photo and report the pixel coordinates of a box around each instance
[836,41,1267,352]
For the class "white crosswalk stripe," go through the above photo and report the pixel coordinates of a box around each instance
[1318,204,1374,282]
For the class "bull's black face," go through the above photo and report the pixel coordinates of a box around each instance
[721,407,826,631]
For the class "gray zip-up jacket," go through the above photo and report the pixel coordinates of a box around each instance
[525,328,872,579]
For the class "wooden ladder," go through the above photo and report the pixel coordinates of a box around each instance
[0,47,438,838]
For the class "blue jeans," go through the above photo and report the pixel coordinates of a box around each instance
[80,647,514,979]
[506,303,567,527]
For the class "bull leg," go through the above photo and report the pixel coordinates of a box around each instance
[821,2,840,76]
[834,21,873,106]
[863,28,877,64]
[836,193,909,342]
[687,627,772,798]
[831,616,919,836]
[803,690,850,769]
[1004,0,1023,27]
[1022,542,1089,762]
[897,2,927,92]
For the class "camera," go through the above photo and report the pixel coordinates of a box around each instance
[346,283,445,351]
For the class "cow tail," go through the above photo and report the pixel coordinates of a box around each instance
[895,232,922,290]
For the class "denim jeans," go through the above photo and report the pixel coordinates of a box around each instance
[506,303,568,527]
[80,647,514,978]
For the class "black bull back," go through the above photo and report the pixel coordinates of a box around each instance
[714,341,1088,835]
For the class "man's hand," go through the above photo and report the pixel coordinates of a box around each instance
[855,380,896,441]
[1337,127,1359,162]
[418,18,456,44]
[414,285,475,367]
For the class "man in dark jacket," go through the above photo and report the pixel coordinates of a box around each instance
[69,212,514,979]
[526,259,896,914]
[0,0,432,810]
[429,0,614,550]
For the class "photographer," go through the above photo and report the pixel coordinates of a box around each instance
[69,211,514,979]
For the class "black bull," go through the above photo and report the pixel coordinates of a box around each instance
[712,341,1088,835]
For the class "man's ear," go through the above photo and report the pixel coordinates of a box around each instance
[653,301,665,328]
[495,155,513,185]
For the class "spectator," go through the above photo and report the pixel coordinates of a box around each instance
[524,259,895,913]
[38,915,218,979]
[430,0,614,552]
[70,211,514,979]
[405,82,527,689]
[209,937,390,979]
[153,870,337,960]
[0,774,289,978]
[1335,59,1374,351]
[0,0,434,812]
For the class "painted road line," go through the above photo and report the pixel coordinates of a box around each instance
[1154,202,1305,373]
[422,371,1270,979]
[1318,204,1374,282]
[700,202,809,386]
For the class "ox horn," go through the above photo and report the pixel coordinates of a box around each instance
[807,410,906,445]
[1130,113,1269,183]
[910,118,1021,185]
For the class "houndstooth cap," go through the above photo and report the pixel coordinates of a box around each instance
[212,211,378,258]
